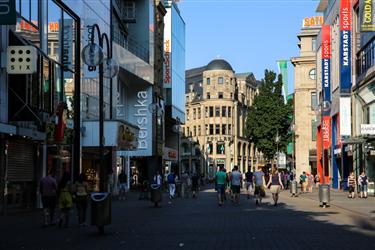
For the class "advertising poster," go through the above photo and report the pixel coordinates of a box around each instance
[340,0,351,93]
[322,25,331,102]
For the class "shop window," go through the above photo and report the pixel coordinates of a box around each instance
[217,143,225,154]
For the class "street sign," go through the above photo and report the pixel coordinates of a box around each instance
[7,46,37,74]
[0,0,16,25]
[361,124,375,135]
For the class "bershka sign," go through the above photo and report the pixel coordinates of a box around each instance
[323,116,331,149]
[340,0,352,93]
[322,25,331,102]
[134,91,148,150]
[360,0,375,32]
[0,0,16,25]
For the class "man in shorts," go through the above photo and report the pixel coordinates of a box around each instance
[230,165,242,205]
[253,167,266,205]
[244,168,254,199]
[215,166,227,206]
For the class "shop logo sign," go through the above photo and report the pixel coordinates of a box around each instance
[7,46,37,74]
[0,0,16,25]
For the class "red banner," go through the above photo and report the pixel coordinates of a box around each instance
[322,25,331,59]
[340,0,351,31]
[323,116,331,149]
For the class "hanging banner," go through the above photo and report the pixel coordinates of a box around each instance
[163,10,172,88]
[322,25,331,102]
[360,0,375,32]
[277,60,288,103]
[340,97,352,137]
[323,116,331,149]
[340,0,352,93]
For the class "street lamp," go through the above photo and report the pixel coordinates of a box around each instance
[275,131,280,171]
[82,24,119,192]
[188,133,193,174]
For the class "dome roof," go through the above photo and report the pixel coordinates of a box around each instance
[206,59,233,71]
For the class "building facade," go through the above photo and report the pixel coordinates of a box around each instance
[291,22,321,179]
[184,59,257,179]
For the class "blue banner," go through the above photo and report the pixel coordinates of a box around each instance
[322,58,331,102]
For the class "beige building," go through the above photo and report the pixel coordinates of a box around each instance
[291,25,321,178]
[184,59,258,178]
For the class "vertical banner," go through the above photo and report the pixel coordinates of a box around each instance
[360,0,375,32]
[322,25,331,102]
[339,97,352,137]
[340,0,352,93]
[163,10,172,88]
[277,60,288,103]
[323,116,331,149]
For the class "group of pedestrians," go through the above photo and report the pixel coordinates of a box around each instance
[347,171,369,199]
[39,171,89,228]
[215,166,286,207]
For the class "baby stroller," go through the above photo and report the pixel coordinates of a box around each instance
[138,180,149,200]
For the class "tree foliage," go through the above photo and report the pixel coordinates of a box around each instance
[245,70,293,161]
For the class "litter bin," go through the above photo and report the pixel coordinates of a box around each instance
[318,184,330,207]
[150,184,162,207]
[91,192,111,233]
[290,181,298,197]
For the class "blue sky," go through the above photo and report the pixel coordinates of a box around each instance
[178,0,320,94]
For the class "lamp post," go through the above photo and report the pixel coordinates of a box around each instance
[82,24,119,192]
[275,131,280,171]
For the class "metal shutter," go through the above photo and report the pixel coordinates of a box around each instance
[7,140,35,181]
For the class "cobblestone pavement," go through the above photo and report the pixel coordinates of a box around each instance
[1,186,374,250]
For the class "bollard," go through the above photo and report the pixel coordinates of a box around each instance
[318,184,330,208]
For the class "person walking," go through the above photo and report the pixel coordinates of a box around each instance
[73,173,89,227]
[358,171,369,199]
[40,170,58,227]
[347,171,356,199]
[118,170,127,200]
[314,173,320,188]
[167,170,177,201]
[253,167,266,206]
[215,166,227,206]
[191,172,199,198]
[299,171,307,193]
[307,173,314,193]
[230,166,242,205]
[57,172,73,228]
[151,170,163,207]
[244,168,254,199]
[267,169,284,206]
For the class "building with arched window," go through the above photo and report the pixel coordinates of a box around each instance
[184,59,258,179]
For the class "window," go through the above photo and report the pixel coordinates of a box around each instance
[207,143,213,154]
[222,124,227,134]
[198,108,201,119]
[222,106,226,117]
[198,126,201,136]
[309,68,316,80]
[209,107,214,117]
[207,92,210,99]
[215,106,220,117]
[186,109,190,121]
[193,108,196,119]
[228,107,231,117]
[193,126,196,136]
[207,78,211,85]
[215,124,220,135]
[311,92,317,110]
[312,120,317,141]
[230,93,233,99]
[218,92,223,99]
[205,124,209,135]
[218,77,224,84]
[209,124,214,135]
[312,38,317,51]
[228,125,232,135]
[187,127,190,137]
[205,107,209,118]
[217,143,225,154]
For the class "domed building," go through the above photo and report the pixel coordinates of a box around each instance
[183,59,259,179]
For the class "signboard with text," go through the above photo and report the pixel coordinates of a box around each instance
[0,0,16,25]
[163,10,172,88]
[340,0,352,93]
[360,0,375,32]
[322,25,331,102]
[361,124,375,135]
[323,116,331,149]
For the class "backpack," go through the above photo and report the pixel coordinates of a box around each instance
[167,173,175,183]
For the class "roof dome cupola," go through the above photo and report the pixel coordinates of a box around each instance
[206,59,233,71]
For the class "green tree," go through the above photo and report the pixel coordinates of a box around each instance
[245,70,293,162]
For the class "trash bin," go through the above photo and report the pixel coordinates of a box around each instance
[150,184,162,205]
[91,192,111,227]
[290,181,297,197]
[368,182,375,196]
[319,184,330,207]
